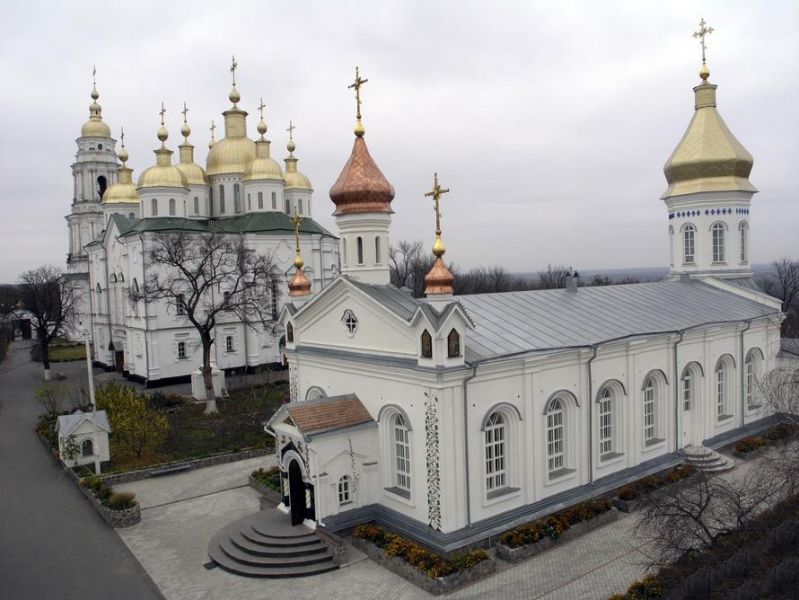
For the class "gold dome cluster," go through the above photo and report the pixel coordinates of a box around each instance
[244,99,284,181]
[176,102,208,186]
[138,104,189,189]
[102,128,140,205]
[283,122,312,191]
[81,79,112,138]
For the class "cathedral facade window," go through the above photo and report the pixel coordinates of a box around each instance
[271,191,277,209]
[151,198,158,216]
[447,329,460,358]
[484,412,506,492]
[745,348,763,409]
[392,414,411,492]
[257,191,263,210]
[286,322,294,343]
[169,198,176,216]
[177,341,187,360]
[597,387,613,457]
[739,221,748,263]
[219,185,225,213]
[546,398,565,474]
[374,236,381,264]
[420,330,432,358]
[716,355,735,418]
[225,335,234,353]
[234,183,241,214]
[682,223,695,264]
[194,196,199,214]
[356,237,364,265]
[338,476,351,505]
[342,310,358,336]
[176,294,186,316]
[285,198,291,214]
[298,199,304,215]
[711,222,726,263]
[643,375,658,442]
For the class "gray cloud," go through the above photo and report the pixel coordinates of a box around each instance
[1,0,796,282]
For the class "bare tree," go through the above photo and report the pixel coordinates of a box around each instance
[131,232,279,413]
[389,240,436,298]
[18,266,80,381]
[536,264,572,290]
[760,257,799,337]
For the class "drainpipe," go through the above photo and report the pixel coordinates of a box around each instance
[462,366,478,528]
[586,345,598,484]
[740,320,751,427]
[673,331,684,453]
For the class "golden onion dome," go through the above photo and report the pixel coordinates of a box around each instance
[283,137,312,190]
[662,70,756,199]
[81,84,112,138]
[206,107,255,176]
[137,119,189,189]
[175,114,208,185]
[103,139,139,204]
[244,139,283,181]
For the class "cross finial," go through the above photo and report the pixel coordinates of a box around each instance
[159,102,166,125]
[291,211,303,255]
[230,55,238,86]
[348,66,368,120]
[181,102,189,123]
[287,120,296,141]
[693,18,714,65]
[92,65,96,86]
[120,126,125,147]
[257,97,266,120]
[210,120,216,138]
[424,172,450,237]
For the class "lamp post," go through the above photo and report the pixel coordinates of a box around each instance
[79,320,101,475]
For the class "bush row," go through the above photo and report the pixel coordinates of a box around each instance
[735,423,796,454]
[353,525,489,579]
[80,475,137,511]
[251,466,281,492]
[617,464,696,502]
[498,498,612,549]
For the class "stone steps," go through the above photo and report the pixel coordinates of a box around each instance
[680,445,735,473]
[207,510,339,578]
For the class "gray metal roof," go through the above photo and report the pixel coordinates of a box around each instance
[458,280,779,362]
[344,277,421,321]
[56,410,111,438]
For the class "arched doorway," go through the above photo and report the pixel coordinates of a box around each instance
[288,459,305,525]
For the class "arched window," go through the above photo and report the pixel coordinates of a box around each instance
[305,386,327,401]
[176,293,186,316]
[546,398,565,474]
[715,355,734,419]
[739,221,748,263]
[194,196,199,214]
[169,198,176,216]
[298,199,304,215]
[484,412,506,491]
[81,439,94,457]
[219,185,226,213]
[745,349,763,409]
[342,238,348,266]
[683,224,696,264]
[132,278,139,292]
[129,213,135,219]
[96,176,107,198]
[271,191,277,209]
[151,198,158,216]
[247,193,251,211]
[374,236,381,264]
[668,225,674,267]
[447,329,460,358]
[258,191,263,210]
[338,476,351,505]
[712,222,726,263]
[285,198,291,214]
[233,183,241,214]
[598,387,613,457]
[110,273,117,283]
[118,273,124,282]
[356,237,364,264]
[286,322,294,343]
[643,375,658,441]
[393,414,411,491]
[682,366,694,411]
[420,329,432,358]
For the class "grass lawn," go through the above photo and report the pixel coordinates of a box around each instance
[105,383,285,472]
[49,344,86,361]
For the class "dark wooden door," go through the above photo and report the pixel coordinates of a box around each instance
[288,460,305,525]
[115,351,124,372]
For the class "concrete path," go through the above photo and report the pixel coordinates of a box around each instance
[0,341,163,600]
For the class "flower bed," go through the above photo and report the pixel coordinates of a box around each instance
[352,525,494,595]
[734,423,797,459]
[249,466,284,507]
[496,498,616,562]
[614,464,696,513]
[79,475,141,528]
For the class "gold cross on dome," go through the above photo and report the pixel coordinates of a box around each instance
[348,66,368,119]
[159,102,166,125]
[291,211,303,253]
[257,98,266,119]
[210,120,216,141]
[120,126,125,147]
[424,172,450,235]
[181,102,189,122]
[230,55,238,85]
[287,120,296,141]
[693,18,713,64]
[92,65,96,86]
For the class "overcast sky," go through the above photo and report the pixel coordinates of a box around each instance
[0,0,796,283]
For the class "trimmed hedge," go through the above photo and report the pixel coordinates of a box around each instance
[617,464,696,502]
[353,525,489,579]
[498,498,612,548]
[80,475,138,511]
[251,466,281,493]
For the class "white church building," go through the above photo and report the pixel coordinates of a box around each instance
[264,59,783,552]
[66,68,339,383]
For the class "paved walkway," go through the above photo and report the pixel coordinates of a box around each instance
[0,341,163,600]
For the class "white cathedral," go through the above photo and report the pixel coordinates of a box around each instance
[68,53,783,552]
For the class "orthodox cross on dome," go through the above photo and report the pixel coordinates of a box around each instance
[291,211,303,255]
[257,98,266,120]
[120,126,125,147]
[693,18,713,65]
[181,102,189,122]
[424,172,450,239]
[92,65,96,86]
[348,66,368,120]
[210,120,216,140]
[159,102,166,125]
[230,55,238,86]
[287,120,296,141]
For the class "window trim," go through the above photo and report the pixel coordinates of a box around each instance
[484,412,507,492]
[546,398,565,475]
[392,414,411,493]
[711,221,727,264]
[682,223,696,265]
[338,476,351,505]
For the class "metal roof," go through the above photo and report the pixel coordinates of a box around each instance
[56,410,111,438]
[457,280,779,362]
[120,213,336,238]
